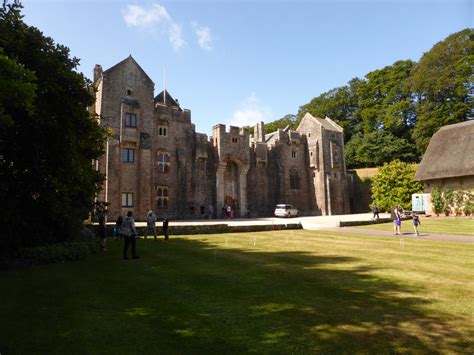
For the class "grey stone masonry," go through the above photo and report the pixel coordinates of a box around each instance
[92,56,351,221]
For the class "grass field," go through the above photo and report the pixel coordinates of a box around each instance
[1,230,473,353]
[355,217,474,236]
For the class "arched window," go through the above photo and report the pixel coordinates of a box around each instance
[290,169,300,190]
[157,152,170,173]
[157,186,169,208]
[159,126,168,136]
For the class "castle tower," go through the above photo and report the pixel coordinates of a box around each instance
[212,124,250,217]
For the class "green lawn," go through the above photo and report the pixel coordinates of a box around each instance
[355,216,474,236]
[1,230,473,353]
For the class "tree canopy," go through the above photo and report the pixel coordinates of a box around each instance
[411,29,474,153]
[267,28,473,168]
[0,1,106,253]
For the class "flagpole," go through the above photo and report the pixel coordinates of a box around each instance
[163,64,166,105]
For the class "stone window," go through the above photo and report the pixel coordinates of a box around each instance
[159,126,168,136]
[231,137,238,143]
[290,169,300,189]
[157,152,170,173]
[331,142,340,169]
[125,113,137,127]
[157,187,169,208]
[122,148,135,163]
[316,143,320,170]
[308,132,311,138]
[121,192,133,207]
[291,151,297,158]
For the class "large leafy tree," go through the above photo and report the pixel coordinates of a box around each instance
[0,1,106,252]
[371,160,423,212]
[357,60,417,139]
[345,131,418,168]
[411,28,474,153]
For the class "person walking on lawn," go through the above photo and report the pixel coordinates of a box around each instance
[412,212,421,237]
[163,218,169,242]
[98,211,108,251]
[391,205,402,235]
[145,210,157,241]
[122,211,139,260]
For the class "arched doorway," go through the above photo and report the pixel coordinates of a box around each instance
[223,160,240,216]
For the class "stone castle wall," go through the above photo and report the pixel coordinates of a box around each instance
[94,57,351,221]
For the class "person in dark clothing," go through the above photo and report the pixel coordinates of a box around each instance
[115,215,123,240]
[122,211,139,259]
[98,212,107,251]
[373,205,379,220]
[163,218,169,242]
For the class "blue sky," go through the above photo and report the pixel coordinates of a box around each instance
[23,0,472,135]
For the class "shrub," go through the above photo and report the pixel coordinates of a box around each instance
[14,239,98,266]
[431,187,444,216]
[443,189,453,215]
[371,160,423,212]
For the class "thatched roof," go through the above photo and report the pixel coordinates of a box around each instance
[415,120,474,181]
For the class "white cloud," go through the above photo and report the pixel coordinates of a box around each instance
[122,3,186,50]
[229,94,273,128]
[192,22,213,50]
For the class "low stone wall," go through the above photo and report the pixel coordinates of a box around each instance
[89,223,303,237]
[339,217,410,227]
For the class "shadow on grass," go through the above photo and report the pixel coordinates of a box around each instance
[1,236,472,354]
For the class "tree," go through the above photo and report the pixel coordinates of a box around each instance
[371,160,423,212]
[411,28,474,153]
[345,131,418,168]
[0,1,106,253]
[357,60,417,139]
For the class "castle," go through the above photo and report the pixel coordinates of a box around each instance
[91,56,351,221]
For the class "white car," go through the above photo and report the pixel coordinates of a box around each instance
[274,204,298,218]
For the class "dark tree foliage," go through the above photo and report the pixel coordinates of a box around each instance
[411,28,474,153]
[0,1,106,253]
[265,29,472,168]
[345,131,418,168]
[356,60,417,139]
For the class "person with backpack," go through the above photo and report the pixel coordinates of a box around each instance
[144,210,157,241]
[391,205,402,235]
[121,211,139,260]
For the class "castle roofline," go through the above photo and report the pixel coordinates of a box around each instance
[154,90,182,110]
[103,55,154,85]
[299,113,343,132]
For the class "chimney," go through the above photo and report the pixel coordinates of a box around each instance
[93,64,103,84]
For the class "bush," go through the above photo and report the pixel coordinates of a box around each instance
[431,187,444,216]
[371,160,423,212]
[443,189,454,215]
[14,239,98,266]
